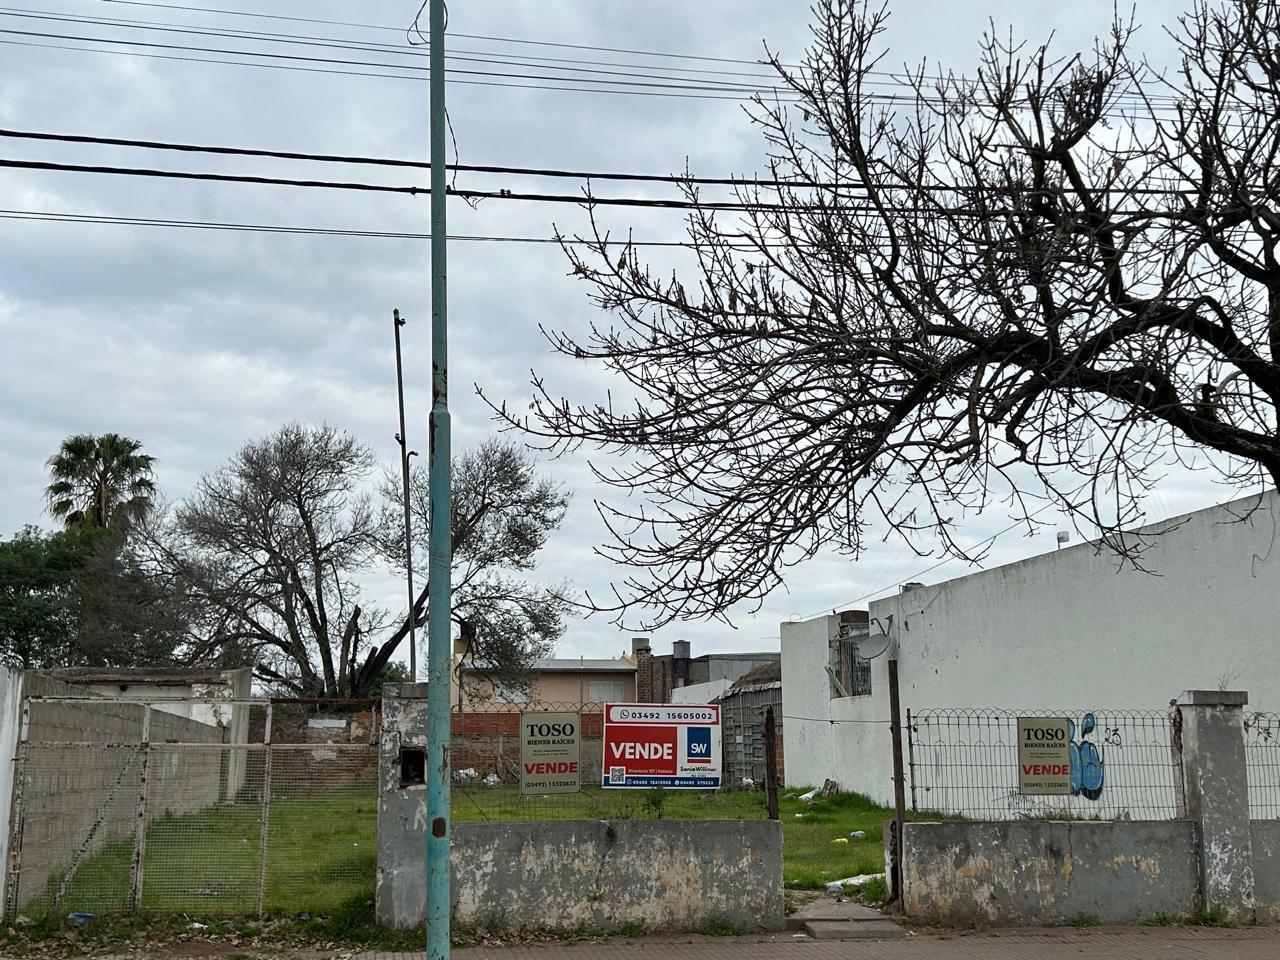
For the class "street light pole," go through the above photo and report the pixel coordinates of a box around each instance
[392,309,417,682]
[425,0,452,956]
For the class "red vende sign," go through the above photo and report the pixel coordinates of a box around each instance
[603,723,677,776]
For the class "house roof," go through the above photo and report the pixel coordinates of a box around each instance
[49,666,230,685]
[531,658,636,673]
[729,661,781,689]
[461,657,636,675]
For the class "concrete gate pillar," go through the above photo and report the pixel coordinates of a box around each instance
[376,682,431,929]
[1175,689,1255,922]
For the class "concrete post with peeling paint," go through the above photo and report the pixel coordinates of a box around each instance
[1175,689,1255,922]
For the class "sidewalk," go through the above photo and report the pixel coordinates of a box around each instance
[291,924,1280,960]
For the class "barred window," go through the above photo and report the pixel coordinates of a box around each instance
[829,633,872,699]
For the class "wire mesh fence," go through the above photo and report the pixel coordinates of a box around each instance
[907,707,1180,820]
[1244,710,1280,820]
[5,696,765,920]
[449,700,766,821]
[5,699,380,920]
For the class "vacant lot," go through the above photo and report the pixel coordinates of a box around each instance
[27,786,890,920]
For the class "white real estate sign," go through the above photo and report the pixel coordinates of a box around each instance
[1017,716,1072,795]
[519,710,581,795]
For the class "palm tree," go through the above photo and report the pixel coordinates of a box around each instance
[45,433,157,530]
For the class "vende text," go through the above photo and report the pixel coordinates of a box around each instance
[524,762,578,775]
[610,742,674,760]
[1022,764,1068,776]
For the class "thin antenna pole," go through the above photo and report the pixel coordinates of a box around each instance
[425,0,453,955]
[393,308,417,681]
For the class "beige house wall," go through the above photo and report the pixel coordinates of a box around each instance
[463,670,635,706]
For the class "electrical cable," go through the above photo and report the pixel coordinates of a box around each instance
[0,13,1187,112]
[0,207,809,247]
[95,0,795,69]
[0,26,803,96]
[0,128,1222,200]
[0,36,803,102]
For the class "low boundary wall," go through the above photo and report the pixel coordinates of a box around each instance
[901,820,1200,925]
[377,818,784,932]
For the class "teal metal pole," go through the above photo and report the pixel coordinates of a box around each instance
[425,0,452,957]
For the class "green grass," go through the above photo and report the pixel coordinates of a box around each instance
[1143,906,1236,928]
[777,790,894,889]
[848,874,889,906]
[25,787,376,920]
[28,784,897,924]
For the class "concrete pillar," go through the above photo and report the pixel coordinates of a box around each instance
[1175,689,1254,922]
[376,682,430,929]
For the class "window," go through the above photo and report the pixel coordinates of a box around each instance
[829,627,872,699]
[589,680,625,703]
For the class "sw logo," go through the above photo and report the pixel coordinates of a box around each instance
[686,726,712,764]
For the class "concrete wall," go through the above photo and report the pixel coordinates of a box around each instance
[462,671,636,706]
[900,820,1200,925]
[450,820,783,934]
[1252,821,1280,922]
[670,679,732,704]
[783,492,1280,805]
[376,819,783,933]
[376,684,783,933]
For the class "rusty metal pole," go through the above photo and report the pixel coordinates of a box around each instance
[763,706,779,820]
[393,309,418,681]
[888,660,907,909]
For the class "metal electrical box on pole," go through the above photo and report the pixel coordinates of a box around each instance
[425,0,452,956]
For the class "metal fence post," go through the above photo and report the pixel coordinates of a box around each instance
[256,704,274,918]
[906,708,917,813]
[128,705,152,913]
[887,660,907,909]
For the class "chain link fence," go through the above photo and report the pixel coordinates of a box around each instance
[5,698,378,920]
[907,707,1180,820]
[1244,710,1280,820]
[450,700,765,821]
[5,696,763,920]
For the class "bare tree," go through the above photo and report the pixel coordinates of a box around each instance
[152,425,571,697]
[367,437,572,700]
[159,424,381,696]
[490,0,1280,626]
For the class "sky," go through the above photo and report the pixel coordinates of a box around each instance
[0,0,1241,668]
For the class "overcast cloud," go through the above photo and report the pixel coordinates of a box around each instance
[0,0,1234,666]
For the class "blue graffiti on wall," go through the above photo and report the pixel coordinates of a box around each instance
[1068,713,1105,800]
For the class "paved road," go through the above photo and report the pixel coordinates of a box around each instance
[288,925,1280,960]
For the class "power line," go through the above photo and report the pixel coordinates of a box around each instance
[0,26,803,97]
[77,2,1184,111]
[0,157,856,211]
[1,14,1186,112]
[0,128,1219,200]
[798,503,1063,620]
[0,8,790,84]
[0,206,806,247]
[0,37,786,101]
[0,156,425,193]
[94,0,790,69]
[0,127,872,190]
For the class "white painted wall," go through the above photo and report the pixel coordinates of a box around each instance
[670,679,732,704]
[782,492,1280,809]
